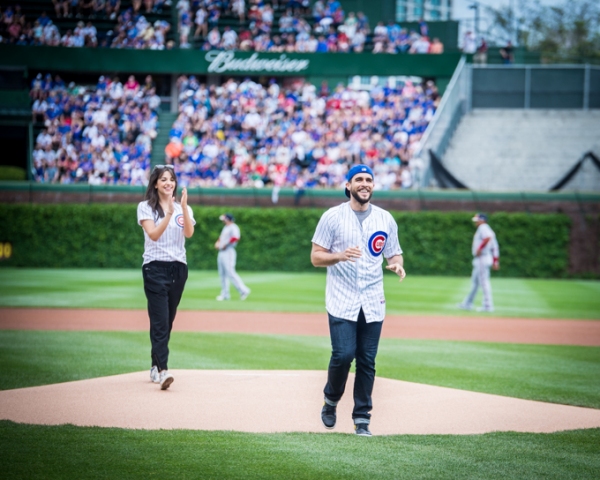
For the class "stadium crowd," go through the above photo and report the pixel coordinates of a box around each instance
[30,73,161,184]
[0,3,172,49]
[179,0,443,54]
[30,73,438,190]
[2,1,442,53]
[163,75,439,190]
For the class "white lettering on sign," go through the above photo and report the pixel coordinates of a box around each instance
[205,51,310,73]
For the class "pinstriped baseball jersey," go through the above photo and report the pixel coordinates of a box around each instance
[137,201,196,265]
[312,202,402,323]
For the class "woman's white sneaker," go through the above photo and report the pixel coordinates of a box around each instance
[159,370,174,390]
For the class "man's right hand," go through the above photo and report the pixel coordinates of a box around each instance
[339,246,362,262]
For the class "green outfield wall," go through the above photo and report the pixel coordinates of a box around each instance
[2,184,597,276]
[2,182,599,208]
[0,204,576,278]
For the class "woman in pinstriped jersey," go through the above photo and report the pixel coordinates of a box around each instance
[137,165,195,390]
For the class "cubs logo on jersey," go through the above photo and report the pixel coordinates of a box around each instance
[368,231,388,256]
[175,214,185,228]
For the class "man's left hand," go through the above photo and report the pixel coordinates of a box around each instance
[386,263,406,282]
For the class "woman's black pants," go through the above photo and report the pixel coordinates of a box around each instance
[142,261,188,370]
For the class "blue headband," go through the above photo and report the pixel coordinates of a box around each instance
[345,165,374,198]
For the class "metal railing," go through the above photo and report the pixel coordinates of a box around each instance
[413,55,470,188]
[471,64,600,109]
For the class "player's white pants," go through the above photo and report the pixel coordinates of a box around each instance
[463,256,494,310]
[217,248,249,299]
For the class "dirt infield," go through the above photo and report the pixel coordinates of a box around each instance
[2,307,599,435]
[1,308,600,345]
[2,370,600,435]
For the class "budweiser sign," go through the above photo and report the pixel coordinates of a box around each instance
[205,51,310,73]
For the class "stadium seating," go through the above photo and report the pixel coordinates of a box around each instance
[1,0,175,48]
[2,1,440,53]
[25,62,441,188]
[30,73,161,184]
[189,2,317,49]
[160,75,439,189]
[442,109,600,191]
[182,0,434,53]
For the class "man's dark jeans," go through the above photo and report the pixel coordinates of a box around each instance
[324,308,383,423]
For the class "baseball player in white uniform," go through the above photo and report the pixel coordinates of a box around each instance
[311,164,406,436]
[459,213,500,312]
[215,213,251,301]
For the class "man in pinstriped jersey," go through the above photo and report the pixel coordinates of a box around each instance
[311,164,406,436]
[458,213,500,313]
[215,213,251,301]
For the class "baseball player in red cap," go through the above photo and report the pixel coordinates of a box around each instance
[458,213,500,312]
[215,213,251,301]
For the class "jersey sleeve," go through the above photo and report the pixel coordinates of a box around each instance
[227,224,241,247]
[137,201,154,226]
[491,236,500,259]
[232,224,241,240]
[383,213,403,258]
[311,209,336,250]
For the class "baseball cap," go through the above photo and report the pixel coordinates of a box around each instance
[219,213,234,222]
[472,213,488,222]
[345,164,374,198]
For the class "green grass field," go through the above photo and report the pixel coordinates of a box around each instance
[1,268,599,319]
[1,268,599,478]
[1,421,598,480]
[1,331,599,407]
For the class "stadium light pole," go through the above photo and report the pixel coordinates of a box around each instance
[509,0,515,44]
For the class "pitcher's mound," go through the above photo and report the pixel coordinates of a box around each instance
[1,370,599,435]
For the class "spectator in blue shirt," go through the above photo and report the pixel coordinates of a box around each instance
[316,35,328,52]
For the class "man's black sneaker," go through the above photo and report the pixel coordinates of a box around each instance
[354,423,372,436]
[321,402,336,429]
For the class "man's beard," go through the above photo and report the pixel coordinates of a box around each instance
[351,188,372,205]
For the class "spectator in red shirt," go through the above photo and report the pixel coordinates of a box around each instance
[124,75,140,95]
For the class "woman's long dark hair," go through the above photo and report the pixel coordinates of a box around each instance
[144,166,177,219]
